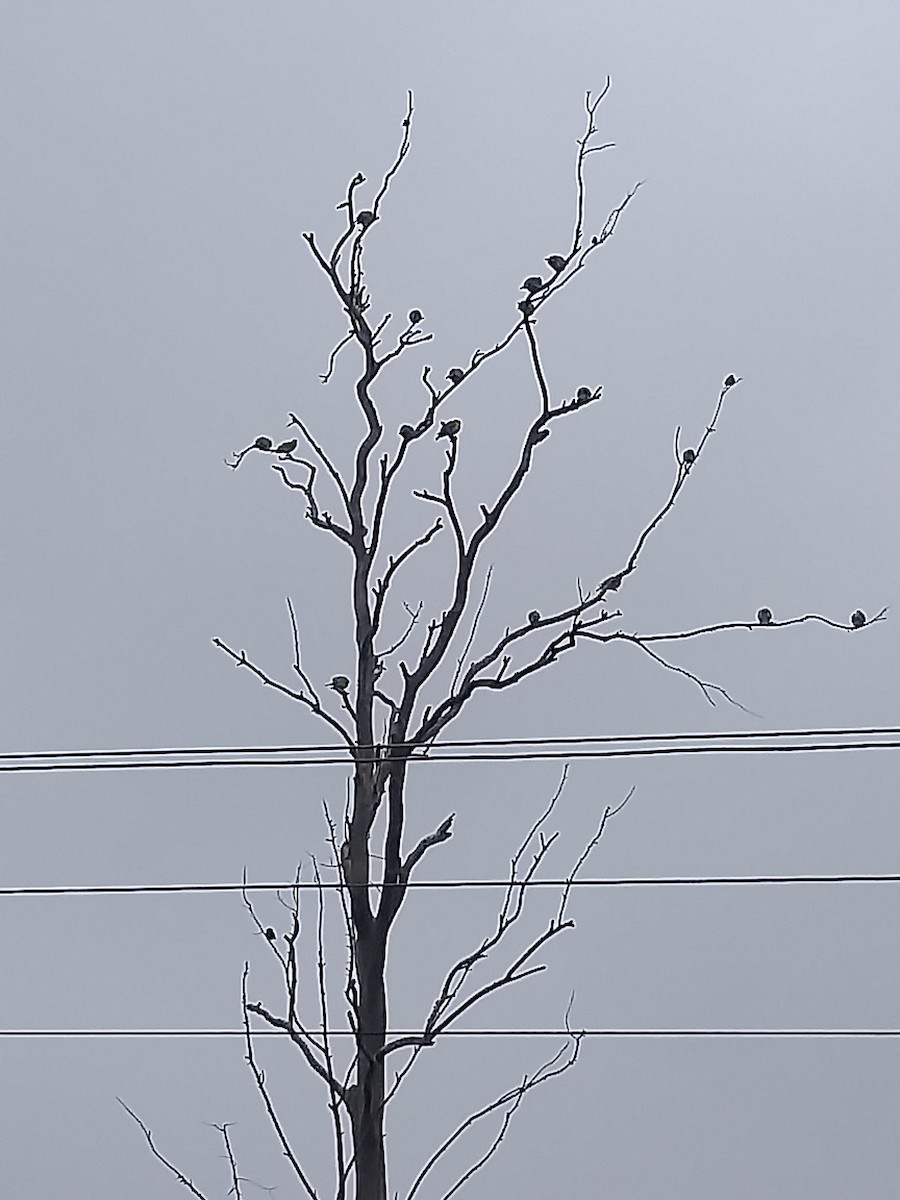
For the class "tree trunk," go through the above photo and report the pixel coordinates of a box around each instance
[352,925,388,1200]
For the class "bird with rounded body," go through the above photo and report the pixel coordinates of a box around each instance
[274,439,297,456]
[576,387,592,401]
[329,675,350,693]
[545,255,567,273]
[253,436,273,451]
[408,309,423,324]
[757,608,773,625]
[528,610,541,626]
[521,276,543,294]
[851,610,866,629]
[437,419,461,440]
[446,368,464,385]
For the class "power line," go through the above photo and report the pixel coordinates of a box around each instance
[3,738,900,773]
[5,725,900,762]
[4,873,900,897]
[3,1028,900,1039]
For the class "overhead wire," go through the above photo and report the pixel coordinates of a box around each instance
[3,736,900,772]
[2,1027,900,1039]
[4,873,900,897]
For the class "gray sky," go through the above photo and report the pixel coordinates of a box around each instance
[2,1,899,1196]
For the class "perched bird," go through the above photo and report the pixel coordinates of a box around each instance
[528,610,541,626]
[518,298,534,316]
[253,436,273,451]
[437,419,461,440]
[357,210,376,228]
[446,368,465,385]
[851,610,866,629]
[399,424,415,439]
[757,608,773,625]
[724,374,736,388]
[274,439,297,456]
[329,675,350,693]
[576,387,592,401]
[264,927,276,942]
[545,255,567,273]
[408,309,423,324]
[682,448,696,465]
[601,573,623,592]
[521,276,543,294]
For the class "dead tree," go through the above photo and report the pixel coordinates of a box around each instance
[126,85,880,1200]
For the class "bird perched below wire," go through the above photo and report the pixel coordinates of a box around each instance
[253,436,273,451]
[521,276,544,294]
[274,439,298,456]
[545,255,567,273]
[437,419,461,440]
[757,608,773,625]
[851,610,866,629]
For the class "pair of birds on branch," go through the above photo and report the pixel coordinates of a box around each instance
[253,436,297,456]
[757,608,867,629]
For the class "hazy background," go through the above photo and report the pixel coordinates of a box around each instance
[1,1,899,1196]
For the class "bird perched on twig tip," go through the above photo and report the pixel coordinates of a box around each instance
[724,374,736,388]
[274,439,297,456]
[437,419,461,440]
[545,255,567,273]
[253,436,273,451]
[329,675,350,693]
[408,309,423,324]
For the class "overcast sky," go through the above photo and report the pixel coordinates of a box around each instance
[2,2,899,1197]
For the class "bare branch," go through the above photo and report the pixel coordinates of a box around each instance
[118,1099,212,1200]
[241,967,321,1200]
[211,1123,242,1200]
[407,1037,581,1200]
[271,459,353,544]
[399,813,454,885]
[286,412,352,516]
[310,858,348,1198]
[212,638,354,747]
[450,565,493,695]
[320,329,354,384]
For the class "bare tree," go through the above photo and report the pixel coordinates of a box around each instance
[125,86,880,1200]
